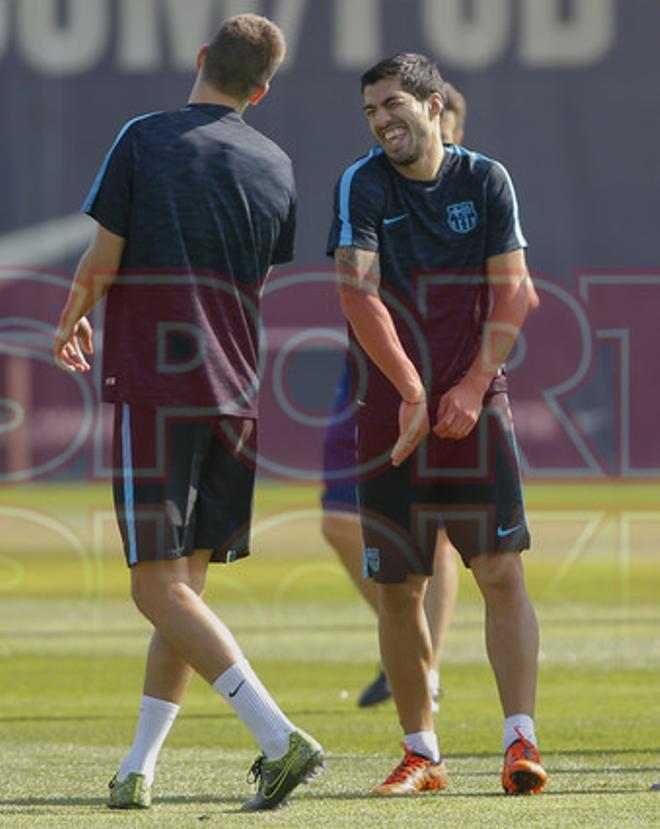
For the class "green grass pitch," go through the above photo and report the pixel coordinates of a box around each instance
[0,480,659,827]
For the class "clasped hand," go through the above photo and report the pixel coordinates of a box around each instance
[391,379,484,466]
[434,380,483,440]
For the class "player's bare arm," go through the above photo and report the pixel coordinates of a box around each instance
[335,245,429,466]
[435,247,531,440]
[53,224,125,372]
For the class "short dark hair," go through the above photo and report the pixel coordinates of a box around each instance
[203,14,286,101]
[444,82,467,131]
[361,53,447,104]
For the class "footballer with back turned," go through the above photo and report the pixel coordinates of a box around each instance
[53,14,324,812]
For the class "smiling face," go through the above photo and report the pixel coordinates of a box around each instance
[362,77,443,171]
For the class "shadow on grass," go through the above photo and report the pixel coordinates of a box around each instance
[0,785,654,812]
[0,794,243,808]
[279,787,654,801]
[455,787,649,798]
[0,797,109,807]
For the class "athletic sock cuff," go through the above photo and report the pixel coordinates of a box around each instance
[141,695,180,717]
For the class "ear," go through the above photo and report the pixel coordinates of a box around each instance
[428,93,444,120]
[196,45,208,73]
[248,82,270,106]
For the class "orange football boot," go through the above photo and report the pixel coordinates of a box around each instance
[372,747,448,795]
[501,726,548,795]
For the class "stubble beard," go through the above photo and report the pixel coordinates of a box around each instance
[383,123,427,167]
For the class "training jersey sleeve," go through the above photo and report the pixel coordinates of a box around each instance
[485,161,528,258]
[326,152,385,255]
[82,121,136,238]
[271,184,297,265]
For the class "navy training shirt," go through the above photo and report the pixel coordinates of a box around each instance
[84,104,296,415]
[327,144,527,416]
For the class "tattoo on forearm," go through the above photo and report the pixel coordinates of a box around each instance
[335,247,381,295]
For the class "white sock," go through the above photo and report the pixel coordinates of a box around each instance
[118,695,180,786]
[404,730,440,763]
[428,669,440,698]
[504,714,537,751]
[213,658,295,759]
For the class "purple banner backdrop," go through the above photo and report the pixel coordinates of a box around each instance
[1,0,659,482]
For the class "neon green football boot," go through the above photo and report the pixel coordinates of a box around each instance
[242,729,325,811]
[107,772,152,809]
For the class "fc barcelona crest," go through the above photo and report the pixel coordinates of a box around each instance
[447,201,479,234]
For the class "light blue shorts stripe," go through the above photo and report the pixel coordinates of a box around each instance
[121,403,138,565]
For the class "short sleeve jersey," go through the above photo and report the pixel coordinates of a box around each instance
[326,145,526,415]
[84,104,296,415]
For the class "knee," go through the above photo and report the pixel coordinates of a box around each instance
[130,568,186,622]
[379,578,426,617]
[472,553,524,597]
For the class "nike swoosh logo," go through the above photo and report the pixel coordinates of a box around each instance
[265,753,297,799]
[382,214,408,226]
[497,523,524,538]
[228,679,245,698]
[0,213,92,268]
[264,745,317,801]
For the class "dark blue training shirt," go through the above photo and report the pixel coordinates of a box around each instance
[327,145,526,416]
[85,103,296,415]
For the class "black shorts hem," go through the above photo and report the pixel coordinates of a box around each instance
[123,545,251,567]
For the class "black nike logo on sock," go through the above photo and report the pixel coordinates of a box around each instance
[228,679,246,698]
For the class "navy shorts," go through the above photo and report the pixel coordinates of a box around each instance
[358,393,530,583]
[112,404,257,567]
